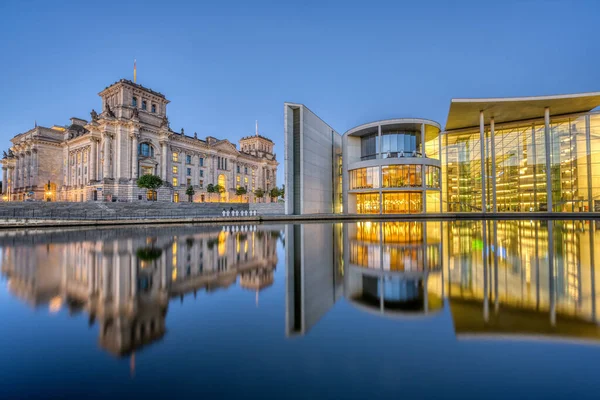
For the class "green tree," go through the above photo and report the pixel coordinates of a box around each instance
[269,187,280,202]
[235,186,247,202]
[214,184,225,202]
[254,188,265,203]
[186,185,195,202]
[206,183,215,202]
[137,174,163,201]
[280,184,285,200]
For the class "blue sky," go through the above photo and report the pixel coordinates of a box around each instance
[1,0,598,184]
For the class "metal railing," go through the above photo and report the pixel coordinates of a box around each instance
[0,208,256,221]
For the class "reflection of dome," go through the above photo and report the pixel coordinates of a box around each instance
[240,267,274,291]
[346,268,444,318]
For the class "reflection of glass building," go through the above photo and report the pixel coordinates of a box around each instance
[285,93,600,214]
[286,219,600,343]
[0,225,279,356]
[345,221,444,316]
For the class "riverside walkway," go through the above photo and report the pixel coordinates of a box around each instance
[0,202,598,229]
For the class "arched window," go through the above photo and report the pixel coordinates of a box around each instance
[138,143,154,157]
[132,97,138,107]
[151,104,156,113]
[142,100,147,110]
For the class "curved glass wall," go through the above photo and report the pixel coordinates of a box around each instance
[383,192,422,213]
[360,134,379,160]
[356,193,380,214]
[381,165,422,188]
[381,131,420,158]
[349,167,380,189]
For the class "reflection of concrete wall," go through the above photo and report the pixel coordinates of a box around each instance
[284,103,341,215]
[286,223,342,335]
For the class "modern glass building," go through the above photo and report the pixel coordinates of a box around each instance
[284,92,600,215]
[443,93,600,213]
[343,118,442,214]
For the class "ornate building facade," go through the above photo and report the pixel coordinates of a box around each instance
[1,79,278,202]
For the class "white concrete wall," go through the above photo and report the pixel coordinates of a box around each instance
[284,103,341,215]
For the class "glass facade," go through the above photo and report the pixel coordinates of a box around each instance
[380,130,420,158]
[383,192,422,213]
[356,193,380,214]
[349,167,380,189]
[445,112,600,213]
[381,165,422,187]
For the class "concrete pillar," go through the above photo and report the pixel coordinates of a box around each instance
[585,114,593,212]
[378,124,383,214]
[479,111,486,213]
[421,123,427,214]
[131,134,138,180]
[544,107,552,212]
[490,118,497,213]
[531,124,538,211]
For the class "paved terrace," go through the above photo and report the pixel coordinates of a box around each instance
[0,202,598,229]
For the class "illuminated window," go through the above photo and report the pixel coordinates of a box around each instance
[173,177,178,186]
[174,192,179,202]
[172,152,179,162]
[173,166,178,174]
[142,166,153,175]
[199,179,203,188]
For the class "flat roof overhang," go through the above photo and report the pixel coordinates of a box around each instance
[445,92,600,131]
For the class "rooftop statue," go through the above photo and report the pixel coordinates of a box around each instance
[90,109,98,121]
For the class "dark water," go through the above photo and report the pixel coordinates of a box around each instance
[1,220,600,399]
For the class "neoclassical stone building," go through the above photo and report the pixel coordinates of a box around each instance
[1,79,278,202]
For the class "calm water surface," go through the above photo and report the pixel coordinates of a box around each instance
[1,220,600,399]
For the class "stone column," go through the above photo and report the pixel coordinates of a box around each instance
[161,142,167,179]
[103,134,111,180]
[490,118,497,213]
[115,129,121,180]
[91,139,98,181]
[131,133,138,180]
[2,167,6,195]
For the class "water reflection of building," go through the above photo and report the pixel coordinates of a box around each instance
[0,225,279,356]
[345,221,444,316]
[287,220,600,343]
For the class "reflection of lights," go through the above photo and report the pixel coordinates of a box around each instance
[172,268,177,281]
[49,296,62,313]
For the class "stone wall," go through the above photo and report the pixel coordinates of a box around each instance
[249,202,285,215]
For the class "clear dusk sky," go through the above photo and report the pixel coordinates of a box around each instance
[1,0,599,185]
